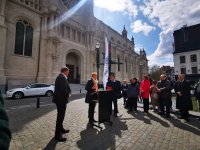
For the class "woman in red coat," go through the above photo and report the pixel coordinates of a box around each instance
[140,75,150,113]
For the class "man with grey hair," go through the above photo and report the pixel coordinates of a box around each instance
[53,66,71,142]
[157,74,172,118]
[175,74,192,122]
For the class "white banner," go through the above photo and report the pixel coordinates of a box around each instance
[103,35,109,89]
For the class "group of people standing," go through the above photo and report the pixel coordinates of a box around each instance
[122,74,193,121]
[52,66,195,142]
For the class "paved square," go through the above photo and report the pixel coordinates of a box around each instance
[5,97,200,150]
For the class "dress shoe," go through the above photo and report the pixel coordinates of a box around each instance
[185,118,190,122]
[166,114,171,118]
[54,136,67,142]
[114,114,118,117]
[62,129,70,134]
[144,111,149,114]
[127,110,132,113]
[159,112,165,116]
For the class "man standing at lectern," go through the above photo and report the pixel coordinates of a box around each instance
[53,66,71,142]
[106,72,122,117]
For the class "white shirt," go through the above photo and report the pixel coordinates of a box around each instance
[61,73,68,80]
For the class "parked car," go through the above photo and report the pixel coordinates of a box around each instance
[6,83,55,99]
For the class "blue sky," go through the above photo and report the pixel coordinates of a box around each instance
[93,0,200,67]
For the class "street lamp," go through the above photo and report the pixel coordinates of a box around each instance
[96,42,100,80]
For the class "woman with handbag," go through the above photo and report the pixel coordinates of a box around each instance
[150,80,159,112]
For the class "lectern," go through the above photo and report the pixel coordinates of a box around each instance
[91,90,113,130]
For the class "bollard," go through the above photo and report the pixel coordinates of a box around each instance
[80,89,82,93]
[37,97,40,108]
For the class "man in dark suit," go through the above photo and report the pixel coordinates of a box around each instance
[175,74,192,122]
[85,72,98,125]
[157,74,172,118]
[106,72,121,117]
[53,66,71,142]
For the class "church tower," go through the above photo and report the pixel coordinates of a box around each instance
[122,25,127,38]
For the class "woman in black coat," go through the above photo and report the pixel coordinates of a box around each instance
[85,72,98,124]
[175,74,193,121]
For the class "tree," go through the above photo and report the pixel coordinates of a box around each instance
[149,65,162,80]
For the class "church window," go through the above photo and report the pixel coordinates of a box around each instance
[72,29,76,40]
[77,31,81,42]
[66,26,70,38]
[82,33,85,43]
[117,56,120,72]
[125,58,128,73]
[14,20,33,57]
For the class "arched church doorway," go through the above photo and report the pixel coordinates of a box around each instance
[66,52,81,83]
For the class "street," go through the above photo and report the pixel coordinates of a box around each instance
[4,96,200,150]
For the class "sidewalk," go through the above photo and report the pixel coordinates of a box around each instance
[7,98,200,150]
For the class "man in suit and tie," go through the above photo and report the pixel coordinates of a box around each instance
[53,66,71,142]
[175,74,193,122]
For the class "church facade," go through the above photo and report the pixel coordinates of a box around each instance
[0,0,148,91]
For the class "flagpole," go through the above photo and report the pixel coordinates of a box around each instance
[103,35,109,89]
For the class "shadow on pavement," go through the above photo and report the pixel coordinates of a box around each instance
[147,113,170,127]
[6,94,86,133]
[43,138,58,150]
[76,115,128,150]
[167,116,200,136]
[129,110,170,127]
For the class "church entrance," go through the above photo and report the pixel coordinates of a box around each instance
[66,52,81,83]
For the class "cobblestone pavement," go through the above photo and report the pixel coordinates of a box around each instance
[6,97,200,150]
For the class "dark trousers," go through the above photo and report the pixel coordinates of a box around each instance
[169,98,172,108]
[180,109,189,119]
[159,98,170,115]
[143,98,149,112]
[122,92,127,105]
[110,98,118,114]
[55,103,66,137]
[123,96,127,105]
[88,100,96,122]
[128,97,138,111]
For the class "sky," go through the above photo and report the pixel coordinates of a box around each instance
[93,0,200,67]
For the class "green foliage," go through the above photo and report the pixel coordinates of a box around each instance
[149,65,162,81]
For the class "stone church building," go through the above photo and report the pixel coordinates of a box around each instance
[0,0,148,91]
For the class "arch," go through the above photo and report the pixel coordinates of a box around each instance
[13,16,36,29]
[65,49,84,83]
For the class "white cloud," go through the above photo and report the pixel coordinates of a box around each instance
[142,0,200,66]
[130,20,155,36]
[94,0,200,67]
[94,0,138,16]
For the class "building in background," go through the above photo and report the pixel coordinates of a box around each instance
[0,0,148,91]
[161,66,175,80]
[173,24,200,83]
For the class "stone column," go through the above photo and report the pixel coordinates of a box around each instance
[0,0,7,91]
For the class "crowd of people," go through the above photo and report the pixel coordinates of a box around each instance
[85,71,199,129]
[0,67,199,146]
[121,74,195,122]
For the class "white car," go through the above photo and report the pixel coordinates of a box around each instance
[6,83,55,99]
